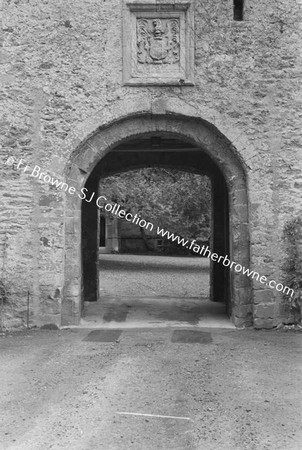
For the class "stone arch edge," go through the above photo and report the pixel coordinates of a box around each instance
[61,97,256,175]
[62,108,253,328]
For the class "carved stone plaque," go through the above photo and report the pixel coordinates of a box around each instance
[137,18,180,65]
[123,2,194,85]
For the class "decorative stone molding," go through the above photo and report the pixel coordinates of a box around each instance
[123,1,194,85]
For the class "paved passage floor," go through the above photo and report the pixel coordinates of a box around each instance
[82,296,232,329]
[84,254,232,328]
[0,327,302,449]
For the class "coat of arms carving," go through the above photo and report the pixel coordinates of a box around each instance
[137,18,180,65]
[123,2,194,85]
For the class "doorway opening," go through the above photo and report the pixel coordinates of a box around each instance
[81,135,231,327]
[62,114,251,328]
[99,216,106,248]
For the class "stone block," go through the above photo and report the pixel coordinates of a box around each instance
[233,315,253,328]
[233,304,253,318]
[234,287,253,305]
[253,318,274,330]
[254,303,275,320]
[254,289,275,305]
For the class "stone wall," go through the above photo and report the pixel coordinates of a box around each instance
[0,0,301,328]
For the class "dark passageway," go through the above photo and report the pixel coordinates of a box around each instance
[82,134,231,327]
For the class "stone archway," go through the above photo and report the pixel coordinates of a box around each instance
[62,115,251,327]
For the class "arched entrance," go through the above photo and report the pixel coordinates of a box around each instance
[62,115,251,327]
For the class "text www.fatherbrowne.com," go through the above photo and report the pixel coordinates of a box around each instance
[156,227,294,298]
[7,157,294,298]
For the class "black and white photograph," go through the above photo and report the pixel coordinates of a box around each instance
[0,0,302,448]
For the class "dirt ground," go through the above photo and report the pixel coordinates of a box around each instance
[1,327,302,450]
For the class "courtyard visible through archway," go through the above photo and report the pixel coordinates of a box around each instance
[80,135,234,328]
[62,115,251,328]
[82,158,228,328]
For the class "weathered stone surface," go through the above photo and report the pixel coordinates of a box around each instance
[254,289,275,305]
[253,318,275,330]
[0,0,301,328]
[254,304,276,320]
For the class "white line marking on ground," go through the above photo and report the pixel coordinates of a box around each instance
[117,412,192,421]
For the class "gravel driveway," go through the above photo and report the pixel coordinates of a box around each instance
[0,327,302,450]
[99,254,210,298]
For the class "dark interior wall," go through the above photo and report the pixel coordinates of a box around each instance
[82,174,99,303]
[212,175,230,312]
[99,216,106,247]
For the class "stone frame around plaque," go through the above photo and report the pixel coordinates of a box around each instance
[123,1,194,86]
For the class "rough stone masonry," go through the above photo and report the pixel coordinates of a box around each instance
[0,0,301,329]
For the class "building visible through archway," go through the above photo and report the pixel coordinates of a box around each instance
[82,135,230,316]
[63,115,251,327]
